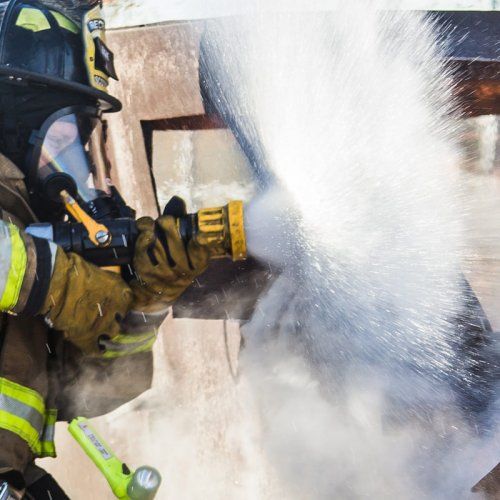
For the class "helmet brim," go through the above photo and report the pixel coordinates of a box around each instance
[0,65,122,112]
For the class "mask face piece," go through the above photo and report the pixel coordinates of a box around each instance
[24,103,134,223]
[30,105,109,204]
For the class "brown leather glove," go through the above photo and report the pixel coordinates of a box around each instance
[131,215,209,308]
[41,248,133,354]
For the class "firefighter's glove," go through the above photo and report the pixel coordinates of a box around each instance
[132,215,209,307]
[41,248,133,354]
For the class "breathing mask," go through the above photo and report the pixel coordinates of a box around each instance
[25,104,133,224]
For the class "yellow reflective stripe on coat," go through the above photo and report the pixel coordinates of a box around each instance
[40,409,58,458]
[0,224,27,312]
[0,378,56,457]
[101,331,157,359]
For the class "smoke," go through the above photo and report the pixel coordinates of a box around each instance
[200,4,499,499]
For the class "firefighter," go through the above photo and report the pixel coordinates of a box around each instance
[0,0,208,497]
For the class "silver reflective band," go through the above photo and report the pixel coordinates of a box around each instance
[41,421,55,443]
[0,221,13,303]
[0,392,43,435]
[0,378,56,457]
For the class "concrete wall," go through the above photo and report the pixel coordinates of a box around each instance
[104,22,205,217]
[152,129,255,211]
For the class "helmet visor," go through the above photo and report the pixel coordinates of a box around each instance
[36,107,107,202]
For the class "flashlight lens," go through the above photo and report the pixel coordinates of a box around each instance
[127,466,162,500]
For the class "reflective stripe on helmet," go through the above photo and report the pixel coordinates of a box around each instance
[0,222,27,312]
[50,10,79,34]
[15,7,50,31]
[0,377,57,457]
[15,6,80,34]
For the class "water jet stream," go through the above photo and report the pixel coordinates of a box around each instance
[200,4,498,498]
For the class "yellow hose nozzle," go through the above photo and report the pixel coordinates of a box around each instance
[183,200,247,261]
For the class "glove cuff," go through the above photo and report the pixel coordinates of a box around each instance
[97,307,169,359]
[23,236,56,316]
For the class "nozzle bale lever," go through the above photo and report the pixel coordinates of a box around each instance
[60,190,112,247]
[69,417,162,500]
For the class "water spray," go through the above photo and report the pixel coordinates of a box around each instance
[194,8,500,498]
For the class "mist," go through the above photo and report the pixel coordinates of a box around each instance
[201,4,498,498]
